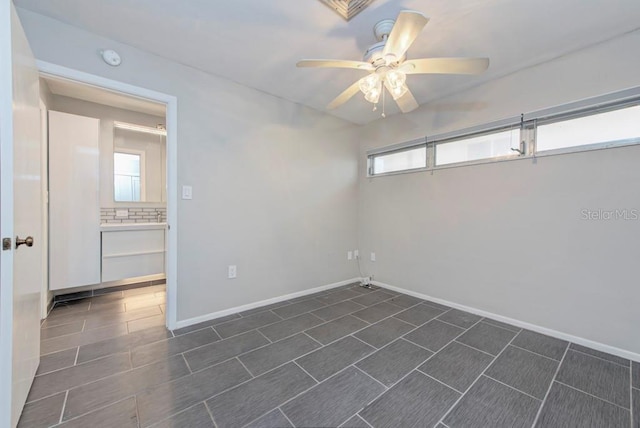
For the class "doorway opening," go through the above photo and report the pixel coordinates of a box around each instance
[37,62,178,330]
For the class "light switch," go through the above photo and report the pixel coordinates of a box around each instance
[347,251,353,260]
[370,252,376,262]
[182,185,193,200]
[228,265,237,279]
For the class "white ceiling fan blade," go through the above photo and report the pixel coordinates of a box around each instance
[382,11,429,60]
[327,79,362,110]
[297,59,373,71]
[385,81,419,113]
[401,57,489,75]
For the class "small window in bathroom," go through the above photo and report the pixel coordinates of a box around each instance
[114,151,143,202]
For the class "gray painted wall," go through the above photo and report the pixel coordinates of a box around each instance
[357,30,640,354]
[18,9,360,320]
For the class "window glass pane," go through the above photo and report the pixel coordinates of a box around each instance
[114,152,141,202]
[435,129,520,166]
[372,146,426,174]
[537,105,640,152]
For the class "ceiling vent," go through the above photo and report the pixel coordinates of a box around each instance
[318,0,376,21]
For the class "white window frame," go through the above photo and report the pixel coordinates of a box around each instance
[113,148,146,202]
[367,138,428,177]
[366,87,640,177]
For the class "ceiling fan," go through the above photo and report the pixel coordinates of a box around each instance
[297,10,489,115]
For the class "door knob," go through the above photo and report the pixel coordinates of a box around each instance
[15,236,34,248]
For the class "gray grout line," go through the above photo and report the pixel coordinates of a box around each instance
[210,325,221,340]
[181,353,193,374]
[483,373,542,401]
[204,401,219,428]
[453,340,497,358]
[435,325,520,427]
[133,395,141,428]
[414,368,464,394]
[568,346,631,368]
[293,360,320,384]
[52,395,137,427]
[358,413,375,428]
[530,342,569,428]
[302,332,324,347]
[509,343,562,362]
[481,318,522,333]
[337,413,372,428]
[554,380,631,411]
[268,309,285,320]
[58,390,69,424]
[236,357,255,378]
[353,365,389,391]
[26,352,137,405]
[433,317,470,330]
[278,407,296,428]
[402,336,439,353]
[255,328,273,343]
[479,318,523,333]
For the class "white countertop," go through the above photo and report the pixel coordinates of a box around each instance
[100,222,167,232]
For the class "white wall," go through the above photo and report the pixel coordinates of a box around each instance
[357,30,640,354]
[17,9,360,320]
[50,95,166,208]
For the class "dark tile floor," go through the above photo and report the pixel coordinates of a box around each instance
[18,282,639,428]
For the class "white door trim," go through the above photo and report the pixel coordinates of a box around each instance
[39,98,49,319]
[36,61,179,329]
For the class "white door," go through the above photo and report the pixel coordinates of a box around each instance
[0,4,43,427]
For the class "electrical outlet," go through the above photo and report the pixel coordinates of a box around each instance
[347,251,353,260]
[354,249,359,258]
[228,265,237,279]
[115,209,128,218]
[370,252,376,262]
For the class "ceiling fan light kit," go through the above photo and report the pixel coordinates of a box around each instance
[297,10,490,117]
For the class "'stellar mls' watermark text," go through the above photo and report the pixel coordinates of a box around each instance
[581,209,639,220]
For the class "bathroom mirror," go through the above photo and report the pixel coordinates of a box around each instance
[113,124,166,203]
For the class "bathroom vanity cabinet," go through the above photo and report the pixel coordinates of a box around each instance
[100,223,166,282]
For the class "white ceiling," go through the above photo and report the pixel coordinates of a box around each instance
[17,0,640,124]
[42,75,166,117]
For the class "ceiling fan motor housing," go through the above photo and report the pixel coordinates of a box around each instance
[364,19,406,67]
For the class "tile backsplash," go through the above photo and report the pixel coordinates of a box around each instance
[101,207,166,223]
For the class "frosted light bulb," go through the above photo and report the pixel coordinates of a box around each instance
[365,84,382,103]
[390,83,409,100]
[359,74,381,94]
[386,70,406,90]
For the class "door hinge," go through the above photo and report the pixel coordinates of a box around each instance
[2,237,11,251]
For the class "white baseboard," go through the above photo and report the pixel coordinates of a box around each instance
[372,280,640,363]
[174,277,361,330]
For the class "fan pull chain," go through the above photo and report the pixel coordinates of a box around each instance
[381,84,386,118]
